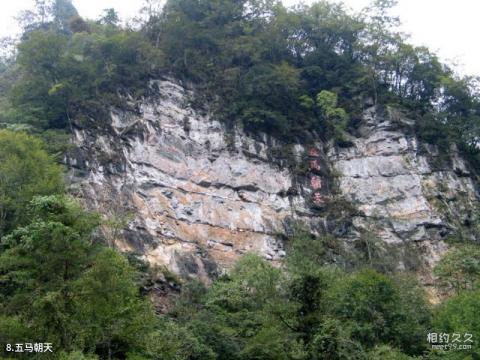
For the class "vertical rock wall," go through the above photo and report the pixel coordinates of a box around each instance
[67,79,479,281]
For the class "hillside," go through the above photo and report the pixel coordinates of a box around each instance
[0,0,480,359]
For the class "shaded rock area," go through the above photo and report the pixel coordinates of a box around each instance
[328,106,479,277]
[66,79,479,287]
[67,79,311,282]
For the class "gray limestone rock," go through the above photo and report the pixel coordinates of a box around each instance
[67,79,478,280]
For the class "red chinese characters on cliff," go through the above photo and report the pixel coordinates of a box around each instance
[312,192,324,205]
[308,148,320,157]
[308,148,324,205]
[310,175,322,190]
[309,159,321,171]
[311,176,324,205]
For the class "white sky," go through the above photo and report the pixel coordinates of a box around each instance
[0,0,479,76]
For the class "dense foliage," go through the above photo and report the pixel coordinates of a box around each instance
[6,22,163,131]
[0,126,478,358]
[1,0,479,154]
[0,130,64,237]
[0,129,478,358]
[1,0,480,359]
[142,235,479,360]
[149,0,480,151]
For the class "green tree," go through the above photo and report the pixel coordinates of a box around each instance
[360,0,401,104]
[0,130,64,237]
[0,196,154,359]
[299,90,349,143]
[98,8,120,27]
[175,254,303,360]
[73,248,154,359]
[135,320,215,360]
[9,30,70,129]
[9,22,163,131]
[327,269,430,355]
[434,245,480,294]
[316,90,348,132]
[308,317,366,360]
[52,0,79,31]
[0,196,99,351]
[433,289,480,359]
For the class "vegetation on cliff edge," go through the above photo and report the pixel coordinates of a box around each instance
[0,0,480,359]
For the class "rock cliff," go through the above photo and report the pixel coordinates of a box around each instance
[329,107,478,274]
[66,79,478,283]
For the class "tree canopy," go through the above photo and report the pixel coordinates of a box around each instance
[0,130,64,237]
[1,0,479,160]
[1,0,480,358]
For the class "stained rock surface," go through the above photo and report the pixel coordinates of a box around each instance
[67,79,478,281]
[329,107,478,270]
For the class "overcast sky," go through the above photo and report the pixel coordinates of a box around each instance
[1,0,479,76]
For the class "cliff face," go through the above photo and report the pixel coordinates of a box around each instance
[67,79,478,282]
[329,107,478,272]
